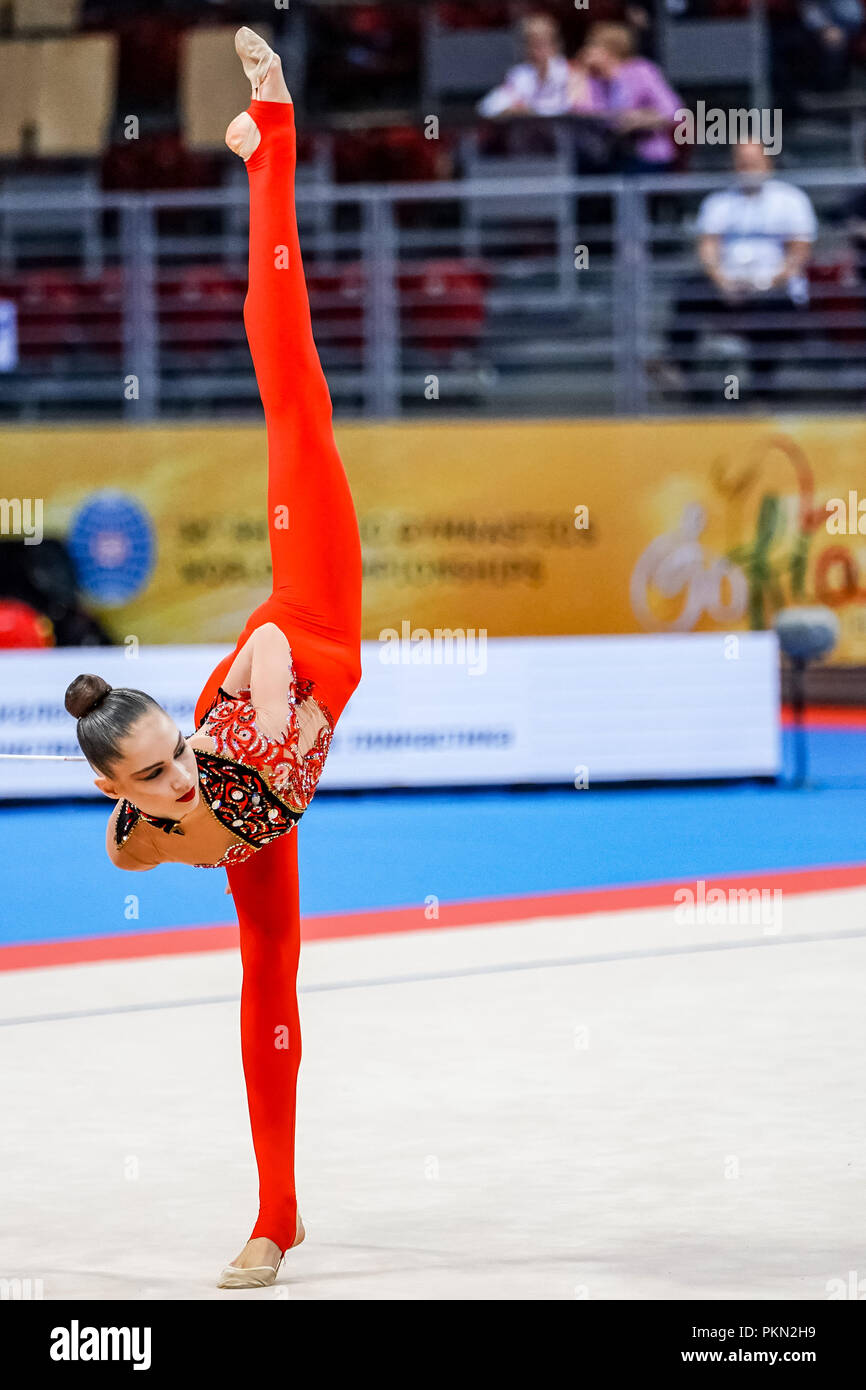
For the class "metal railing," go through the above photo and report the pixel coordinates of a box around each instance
[0,167,865,421]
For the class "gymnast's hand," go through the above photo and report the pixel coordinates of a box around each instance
[252,701,290,744]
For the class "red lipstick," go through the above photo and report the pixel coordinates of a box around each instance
[176,787,196,803]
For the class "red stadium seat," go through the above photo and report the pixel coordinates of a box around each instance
[399,259,489,357]
[15,268,82,363]
[434,3,512,28]
[808,261,866,345]
[159,264,246,358]
[333,126,451,183]
[102,132,220,191]
[113,13,183,112]
[306,2,420,111]
[307,266,366,353]
[305,259,490,359]
[77,266,123,358]
[9,267,126,365]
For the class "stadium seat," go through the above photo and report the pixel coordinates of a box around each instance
[305,2,419,114]
[458,130,574,265]
[114,13,183,115]
[13,268,83,364]
[399,259,489,358]
[102,132,220,192]
[808,261,866,345]
[657,15,770,104]
[434,3,511,28]
[11,265,123,365]
[0,168,102,275]
[77,265,123,360]
[421,7,518,112]
[332,126,447,184]
[159,265,246,362]
[306,266,366,356]
[4,265,124,364]
[302,258,489,362]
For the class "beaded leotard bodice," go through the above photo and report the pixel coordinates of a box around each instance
[113,672,333,869]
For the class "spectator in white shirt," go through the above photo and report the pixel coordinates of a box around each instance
[477,13,589,118]
[697,140,818,304]
[668,141,818,397]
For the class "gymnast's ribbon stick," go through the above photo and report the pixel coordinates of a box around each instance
[0,734,198,760]
[0,752,90,760]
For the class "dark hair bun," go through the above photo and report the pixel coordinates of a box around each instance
[65,673,113,720]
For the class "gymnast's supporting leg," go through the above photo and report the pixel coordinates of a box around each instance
[225,834,303,1263]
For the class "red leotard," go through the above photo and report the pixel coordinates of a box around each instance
[193,99,362,1255]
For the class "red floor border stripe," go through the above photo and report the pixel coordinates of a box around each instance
[781,705,866,728]
[3,861,866,972]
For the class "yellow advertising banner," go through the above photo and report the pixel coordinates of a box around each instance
[3,417,866,662]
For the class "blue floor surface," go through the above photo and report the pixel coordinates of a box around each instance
[1,728,864,948]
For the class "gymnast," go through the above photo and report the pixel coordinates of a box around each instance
[64,28,362,1288]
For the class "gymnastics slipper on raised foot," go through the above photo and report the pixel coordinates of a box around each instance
[234,26,277,99]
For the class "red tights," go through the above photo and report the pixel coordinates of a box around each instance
[193,99,362,1254]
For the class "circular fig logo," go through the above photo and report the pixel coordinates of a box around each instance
[67,491,154,604]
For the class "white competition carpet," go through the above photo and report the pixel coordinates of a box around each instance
[2,887,865,1300]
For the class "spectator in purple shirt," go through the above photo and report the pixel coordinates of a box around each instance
[577,22,682,173]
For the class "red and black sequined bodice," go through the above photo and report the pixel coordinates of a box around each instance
[113,672,333,869]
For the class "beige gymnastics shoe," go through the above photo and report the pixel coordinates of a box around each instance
[217,1213,306,1289]
[234,26,278,100]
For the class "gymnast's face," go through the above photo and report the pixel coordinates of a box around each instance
[93,709,201,821]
